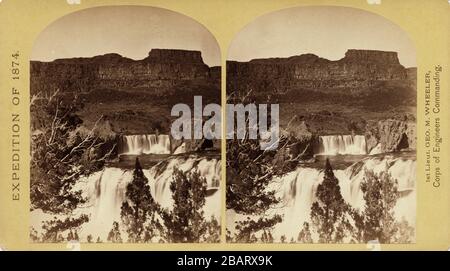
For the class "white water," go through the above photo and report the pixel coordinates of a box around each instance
[31,156,221,242]
[369,143,382,155]
[228,155,416,241]
[119,134,171,155]
[173,143,186,154]
[317,135,367,155]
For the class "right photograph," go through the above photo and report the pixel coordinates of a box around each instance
[226,6,417,243]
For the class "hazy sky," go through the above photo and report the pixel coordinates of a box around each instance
[228,6,416,68]
[31,6,221,67]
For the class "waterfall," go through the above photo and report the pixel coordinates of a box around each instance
[369,143,382,155]
[119,134,171,155]
[173,142,186,154]
[31,156,221,242]
[317,135,367,155]
[272,155,415,240]
[228,155,416,241]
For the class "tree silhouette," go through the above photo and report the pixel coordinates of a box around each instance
[297,222,313,243]
[353,169,414,243]
[121,158,162,242]
[159,168,220,243]
[309,158,353,243]
[107,221,123,243]
[30,90,115,214]
[226,89,294,242]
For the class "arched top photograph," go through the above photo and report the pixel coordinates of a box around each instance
[30,5,222,244]
[226,5,417,244]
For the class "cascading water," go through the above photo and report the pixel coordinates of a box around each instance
[119,134,171,155]
[227,155,416,241]
[369,143,382,155]
[277,155,415,240]
[173,143,186,154]
[317,135,367,155]
[30,156,221,242]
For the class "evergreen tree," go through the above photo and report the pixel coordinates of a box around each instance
[354,169,414,243]
[233,216,281,243]
[30,90,115,243]
[40,215,89,243]
[297,222,313,243]
[30,90,114,213]
[67,230,74,241]
[107,221,123,243]
[309,158,353,243]
[121,158,162,242]
[226,90,295,242]
[267,231,274,243]
[260,230,275,243]
[202,216,221,243]
[159,168,220,243]
[57,234,65,242]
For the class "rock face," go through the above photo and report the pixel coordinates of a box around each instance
[365,119,416,153]
[171,138,221,153]
[406,67,417,81]
[147,49,204,64]
[280,117,316,160]
[31,49,220,94]
[227,49,413,95]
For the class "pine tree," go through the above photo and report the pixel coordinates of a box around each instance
[30,90,114,214]
[159,168,220,243]
[67,230,74,241]
[30,90,115,243]
[226,90,294,242]
[107,221,123,243]
[40,215,88,243]
[202,216,221,243]
[57,234,65,242]
[309,158,353,243]
[226,136,284,241]
[355,169,414,243]
[297,222,313,243]
[121,158,162,242]
[233,216,281,243]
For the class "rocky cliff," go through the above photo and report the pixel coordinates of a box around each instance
[31,49,220,94]
[227,49,415,102]
[30,49,221,137]
[365,118,416,153]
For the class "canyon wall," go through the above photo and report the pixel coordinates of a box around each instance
[31,49,220,94]
[227,49,415,96]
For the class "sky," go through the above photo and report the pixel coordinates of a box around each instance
[31,6,221,67]
[228,6,416,68]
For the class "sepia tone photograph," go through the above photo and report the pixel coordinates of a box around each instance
[29,6,221,243]
[226,6,417,243]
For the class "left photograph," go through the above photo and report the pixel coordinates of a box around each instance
[30,6,222,243]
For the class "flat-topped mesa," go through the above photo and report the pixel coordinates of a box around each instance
[343,49,400,65]
[227,49,413,93]
[31,49,219,94]
[146,49,205,64]
[249,53,330,65]
[50,53,134,64]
